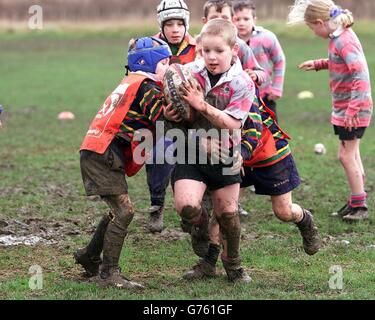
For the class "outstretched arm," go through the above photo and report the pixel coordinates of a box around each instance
[299,59,329,71]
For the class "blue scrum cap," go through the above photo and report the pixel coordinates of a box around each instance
[127,37,172,74]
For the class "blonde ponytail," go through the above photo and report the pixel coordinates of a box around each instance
[288,0,354,28]
[330,8,354,28]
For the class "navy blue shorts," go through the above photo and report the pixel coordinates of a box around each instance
[333,125,366,140]
[240,154,301,196]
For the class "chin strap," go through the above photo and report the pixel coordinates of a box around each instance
[124,65,130,76]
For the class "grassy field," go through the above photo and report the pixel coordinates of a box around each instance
[0,22,374,300]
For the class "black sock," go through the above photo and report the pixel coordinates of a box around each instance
[296,209,310,227]
[204,243,220,267]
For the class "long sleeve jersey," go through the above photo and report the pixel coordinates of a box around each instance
[116,79,164,142]
[246,26,286,99]
[313,27,372,127]
[241,93,291,167]
[237,36,269,86]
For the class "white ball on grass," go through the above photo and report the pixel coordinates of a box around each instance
[298,90,314,99]
[314,143,326,155]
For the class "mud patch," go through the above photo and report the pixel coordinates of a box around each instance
[38,183,77,199]
[130,228,189,244]
[241,231,260,241]
[0,216,95,247]
[152,228,189,242]
[0,186,29,197]
[0,183,77,199]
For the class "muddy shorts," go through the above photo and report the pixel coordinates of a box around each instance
[240,155,300,196]
[80,138,129,196]
[172,163,241,191]
[333,125,366,141]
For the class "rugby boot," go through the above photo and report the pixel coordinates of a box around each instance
[74,247,102,277]
[147,205,164,233]
[90,267,144,289]
[331,203,351,218]
[222,257,252,283]
[183,259,217,280]
[296,209,321,255]
[74,214,111,276]
[343,207,369,221]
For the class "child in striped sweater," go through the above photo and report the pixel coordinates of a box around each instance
[233,0,286,120]
[288,0,373,221]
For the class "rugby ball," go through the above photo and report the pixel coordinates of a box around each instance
[163,63,198,122]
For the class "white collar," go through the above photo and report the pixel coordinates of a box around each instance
[329,26,345,39]
[191,57,243,91]
[252,26,264,35]
[133,70,160,82]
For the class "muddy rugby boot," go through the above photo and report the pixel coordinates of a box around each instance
[147,205,164,233]
[74,247,101,277]
[225,267,252,283]
[331,203,351,218]
[74,214,111,276]
[343,207,369,221]
[222,258,252,283]
[296,209,321,255]
[183,259,217,280]
[90,267,144,289]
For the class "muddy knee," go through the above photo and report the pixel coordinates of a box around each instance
[274,203,302,223]
[103,194,134,229]
[180,205,202,224]
[273,204,294,222]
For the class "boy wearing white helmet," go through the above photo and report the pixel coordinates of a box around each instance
[144,0,197,233]
[156,0,196,64]
[74,37,175,289]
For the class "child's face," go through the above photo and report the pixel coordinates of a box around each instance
[163,19,186,44]
[306,20,330,39]
[233,8,256,39]
[203,6,232,23]
[155,57,170,80]
[201,35,238,75]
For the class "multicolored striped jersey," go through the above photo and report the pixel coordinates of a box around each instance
[245,26,286,99]
[116,78,164,142]
[241,93,291,167]
[155,33,196,65]
[240,100,263,160]
[313,27,373,127]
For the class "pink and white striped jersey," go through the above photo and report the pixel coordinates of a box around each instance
[246,26,286,98]
[186,57,255,131]
[237,36,268,86]
[313,27,373,127]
